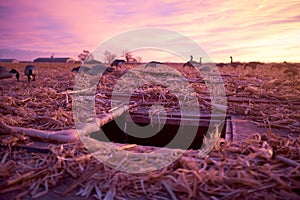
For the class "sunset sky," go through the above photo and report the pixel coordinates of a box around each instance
[0,0,299,63]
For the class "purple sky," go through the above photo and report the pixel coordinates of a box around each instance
[0,0,299,62]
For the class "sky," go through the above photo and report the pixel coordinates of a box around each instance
[0,0,299,63]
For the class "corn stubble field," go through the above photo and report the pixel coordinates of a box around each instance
[0,62,299,199]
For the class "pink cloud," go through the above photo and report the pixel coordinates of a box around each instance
[0,0,299,62]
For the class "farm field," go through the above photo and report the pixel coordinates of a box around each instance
[0,62,299,199]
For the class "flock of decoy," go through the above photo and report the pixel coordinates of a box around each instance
[0,56,299,82]
[0,65,36,82]
[181,56,299,77]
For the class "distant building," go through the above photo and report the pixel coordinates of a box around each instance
[0,59,19,63]
[33,57,76,63]
[19,61,33,63]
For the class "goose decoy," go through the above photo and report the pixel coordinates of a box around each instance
[72,65,114,75]
[71,66,89,73]
[24,65,37,82]
[9,69,20,81]
[183,55,200,67]
[229,56,242,69]
[110,59,126,68]
[145,61,163,67]
[88,64,114,75]
[0,66,20,81]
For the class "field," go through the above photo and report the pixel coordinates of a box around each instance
[0,62,299,199]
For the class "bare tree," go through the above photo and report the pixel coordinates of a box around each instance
[78,50,94,62]
[103,51,117,64]
[122,50,130,63]
[136,56,142,63]
[122,50,137,63]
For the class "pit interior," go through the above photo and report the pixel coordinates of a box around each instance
[92,111,231,150]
